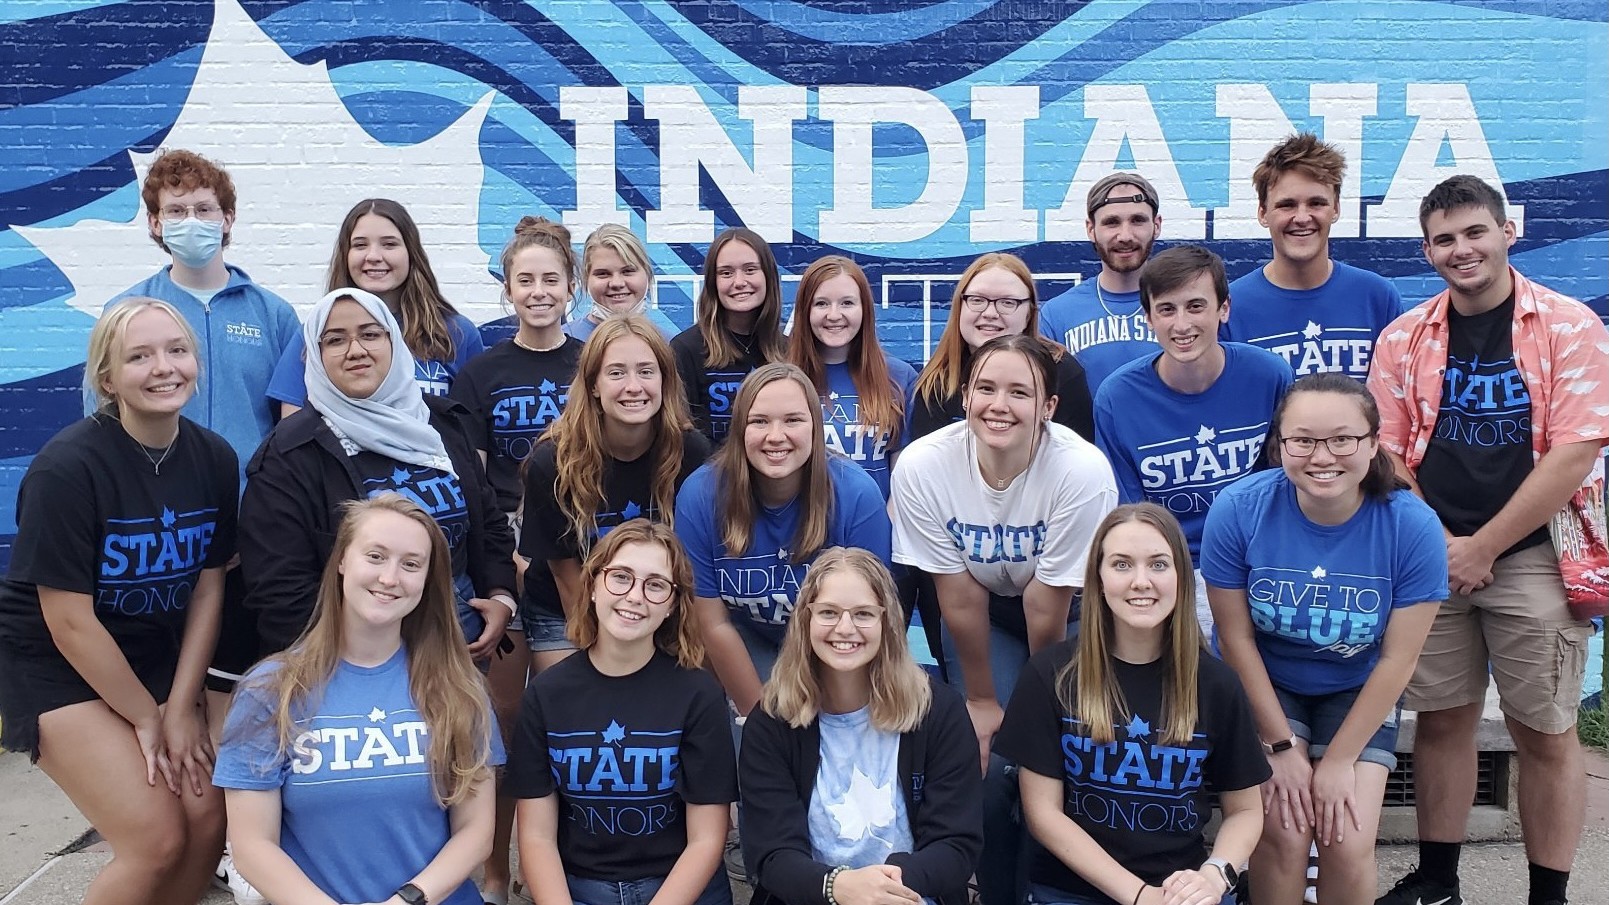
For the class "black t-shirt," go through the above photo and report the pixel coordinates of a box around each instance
[0,415,238,659]
[507,649,737,880]
[995,640,1269,901]
[518,430,712,619]
[448,338,584,512]
[909,349,1095,443]
[350,453,473,581]
[671,326,770,445]
[1416,295,1546,556]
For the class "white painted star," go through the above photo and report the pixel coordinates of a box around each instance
[1195,425,1216,445]
[368,707,386,722]
[1311,566,1327,579]
[1303,320,1323,340]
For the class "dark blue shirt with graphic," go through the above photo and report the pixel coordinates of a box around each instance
[506,650,737,881]
[671,326,770,445]
[821,357,919,499]
[1038,280,1159,396]
[351,453,472,580]
[1201,470,1448,695]
[449,337,583,511]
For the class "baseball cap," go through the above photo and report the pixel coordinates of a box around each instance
[1087,173,1160,217]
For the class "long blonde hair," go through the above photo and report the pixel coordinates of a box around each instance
[762,547,931,732]
[712,363,832,560]
[542,314,694,550]
[1056,503,1202,746]
[913,252,1050,411]
[243,495,495,805]
[565,519,704,669]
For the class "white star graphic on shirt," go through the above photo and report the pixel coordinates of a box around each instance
[1303,320,1323,340]
[368,707,386,722]
[828,390,840,401]
[778,547,789,561]
[1195,425,1216,445]
[1311,566,1327,579]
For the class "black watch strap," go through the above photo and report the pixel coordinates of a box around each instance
[396,882,428,905]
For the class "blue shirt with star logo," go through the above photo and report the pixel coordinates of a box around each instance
[449,337,584,512]
[1223,261,1402,380]
[821,357,919,499]
[351,453,472,580]
[1200,469,1448,694]
[214,646,505,905]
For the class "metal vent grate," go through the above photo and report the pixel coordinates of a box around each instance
[1383,751,1508,807]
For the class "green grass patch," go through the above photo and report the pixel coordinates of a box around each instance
[1581,702,1609,750]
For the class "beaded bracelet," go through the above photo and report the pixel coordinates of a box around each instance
[824,865,847,905]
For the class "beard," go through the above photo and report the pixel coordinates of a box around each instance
[1095,233,1155,275]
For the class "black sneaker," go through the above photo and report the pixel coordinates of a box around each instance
[1376,868,1462,905]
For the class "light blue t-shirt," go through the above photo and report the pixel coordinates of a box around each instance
[213,647,505,905]
[821,356,920,499]
[809,707,914,868]
[1223,261,1402,380]
[674,455,893,642]
[267,311,485,404]
[1037,279,1159,395]
[1199,470,1449,695]
[563,305,679,342]
[1094,343,1293,561]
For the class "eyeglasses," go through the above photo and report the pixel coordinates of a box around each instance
[318,326,390,353]
[601,567,675,604]
[159,203,225,222]
[961,294,1031,315]
[1279,434,1371,457]
[809,604,883,628]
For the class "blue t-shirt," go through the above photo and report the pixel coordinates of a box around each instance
[564,306,679,342]
[213,647,505,905]
[674,456,893,642]
[1038,279,1159,395]
[808,707,914,868]
[268,312,486,405]
[1199,470,1449,695]
[1223,262,1401,380]
[1093,343,1293,561]
[820,357,919,499]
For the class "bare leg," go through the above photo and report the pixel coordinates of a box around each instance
[1409,704,1481,842]
[1507,717,1585,871]
[483,633,531,900]
[1313,763,1388,905]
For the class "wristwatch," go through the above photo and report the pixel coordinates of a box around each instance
[1262,735,1296,755]
[395,883,429,905]
[1203,857,1239,889]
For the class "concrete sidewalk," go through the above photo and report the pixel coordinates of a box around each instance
[5,750,1609,905]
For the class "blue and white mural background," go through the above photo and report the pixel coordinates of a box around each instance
[3,1,1607,692]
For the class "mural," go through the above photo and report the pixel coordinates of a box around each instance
[2,0,1606,581]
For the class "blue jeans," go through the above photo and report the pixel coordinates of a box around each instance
[1028,883,1234,905]
[566,868,731,905]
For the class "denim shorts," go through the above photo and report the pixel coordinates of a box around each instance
[1272,684,1399,770]
[566,868,731,905]
[523,612,575,653]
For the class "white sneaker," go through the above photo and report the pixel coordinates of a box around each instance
[214,846,269,905]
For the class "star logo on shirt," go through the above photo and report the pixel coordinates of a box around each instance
[828,390,840,401]
[1311,565,1327,579]
[1194,425,1216,445]
[539,379,557,395]
[368,707,386,723]
[602,720,626,745]
[777,547,789,561]
[160,507,177,529]
[1124,714,1152,740]
[621,500,643,520]
[1303,320,1324,340]
[390,467,412,486]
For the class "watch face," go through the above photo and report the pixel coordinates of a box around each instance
[397,883,427,905]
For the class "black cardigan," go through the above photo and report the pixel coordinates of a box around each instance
[238,395,516,654]
[738,677,983,905]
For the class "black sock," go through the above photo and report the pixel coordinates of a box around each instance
[1419,841,1461,887]
[1529,862,1569,904]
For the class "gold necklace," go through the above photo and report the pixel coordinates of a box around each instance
[514,333,566,353]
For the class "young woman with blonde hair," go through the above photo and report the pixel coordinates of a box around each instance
[566,224,679,341]
[0,297,237,905]
[739,547,983,905]
[997,504,1268,905]
[675,363,891,717]
[511,519,736,905]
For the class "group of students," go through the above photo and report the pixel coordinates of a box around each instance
[0,133,1601,905]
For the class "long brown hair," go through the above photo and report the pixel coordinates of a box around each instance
[243,495,494,805]
[914,252,1050,410]
[713,363,833,560]
[762,547,931,732]
[787,255,904,447]
[1056,504,1202,746]
[696,227,786,368]
[566,519,704,669]
[328,199,462,364]
[542,314,694,550]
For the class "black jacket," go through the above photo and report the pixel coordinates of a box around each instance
[739,677,983,905]
[239,395,516,654]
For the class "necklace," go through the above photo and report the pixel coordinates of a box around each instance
[138,430,178,475]
[1094,279,1130,319]
[514,333,567,353]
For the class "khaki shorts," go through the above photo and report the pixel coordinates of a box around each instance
[1403,542,1593,735]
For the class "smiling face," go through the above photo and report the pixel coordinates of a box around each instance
[743,377,816,493]
[106,306,199,420]
[1087,188,1159,276]
[807,271,864,361]
[591,541,676,646]
[1259,170,1338,269]
[964,349,1054,454]
[1422,204,1516,308]
[319,298,394,399]
[1098,520,1179,642]
[957,266,1033,349]
[346,213,410,302]
[339,509,431,631]
[714,238,766,326]
[807,569,884,674]
[587,244,650,315]
[508,244,570,332]
[1145,270,1227,366]
[594,333,663,427]
[1276,389,1377,512]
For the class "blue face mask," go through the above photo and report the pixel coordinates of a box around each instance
[162,216,225,269]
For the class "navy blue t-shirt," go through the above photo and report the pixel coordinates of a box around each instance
[449,337,583,512]
[671,326,772,445]
[351,453,472,581]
